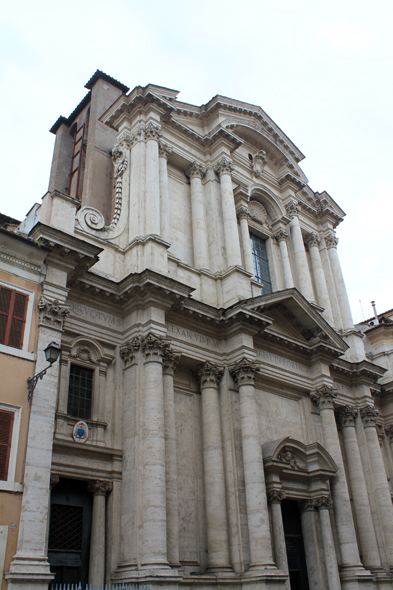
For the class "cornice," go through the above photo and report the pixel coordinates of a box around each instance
[331,358,387,384]
[100,91,176,130]
[0,248,46,277]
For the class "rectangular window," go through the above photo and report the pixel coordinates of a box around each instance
[0,287,28,350]
[67,364,93,420]
[250,233,272,295]
[0,409,14,481]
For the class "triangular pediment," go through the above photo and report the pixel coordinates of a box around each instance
[239,288,348,354]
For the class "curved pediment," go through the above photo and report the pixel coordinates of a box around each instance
[262,436,337,477]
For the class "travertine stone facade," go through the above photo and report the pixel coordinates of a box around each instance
[6,71,393,590]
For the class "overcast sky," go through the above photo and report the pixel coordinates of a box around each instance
[1,0,392,323]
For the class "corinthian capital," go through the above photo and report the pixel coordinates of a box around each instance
[120,337,141,365]
[304,232,320,248]
[315,495,333,510]
[144,122,162,141]
[237,206,249,221]
[360,405,379,428]
[324,231,339,249]
[214,156,234,177]
[141,333,166,363]
[267,490,286,504]
[158,141,173,159]
[186,161,206,179]
[87,480,113,496]
[336,405,358,428]
[285,199,300,218]
[197,361,224,388]
[273,229,288,243]
[229,358,260,386]
[38,297,70,330]
[310,384,338,410]
[162,346,181,375]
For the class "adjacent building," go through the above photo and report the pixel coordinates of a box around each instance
[3,70,393,590]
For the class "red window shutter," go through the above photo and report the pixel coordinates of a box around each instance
[0,409,14,481]
[0,287,28,349]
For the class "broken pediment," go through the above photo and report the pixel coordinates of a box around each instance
[262,436,338,477]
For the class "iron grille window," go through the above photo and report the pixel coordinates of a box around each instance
[48,504,84,551]
[250,233,272,295]
[67,365,93,420]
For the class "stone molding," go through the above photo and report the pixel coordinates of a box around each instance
[267,489,286,504]
[0,248,45,276]
[324,231,339,249]
[273,229,289,243]
[162,346,181,375]
[251,150,267,178]
[304,232,320,248]
[285,199,300,218]
[229,358,260,386]
[248,200,268,225]
[71,346,97,365]
[38,296,70,331]
[50,474,59,490]
[186,161,206,179]
[158,140,173,160]
[141,333,166,363]
[87,480,113,496]
[109,141,128,230]
[336,405,358,428]
[144,121,162,141]
[120,337,141,366]
[360,405,379,428]
[310,384,338,410]
[197,360,224,388]
[214,156,234,177]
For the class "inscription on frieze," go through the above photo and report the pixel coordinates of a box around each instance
[166,323,219,350]
[256,349,310,376]
[69,302,122,328]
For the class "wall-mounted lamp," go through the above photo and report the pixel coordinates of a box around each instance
[27,342,61,401]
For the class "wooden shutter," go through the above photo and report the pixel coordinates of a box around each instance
[0,287,28,349]
[0,409,14,481]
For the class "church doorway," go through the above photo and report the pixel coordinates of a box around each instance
[48,478,93,586]
[281,500,309,590]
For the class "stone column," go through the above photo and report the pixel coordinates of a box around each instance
[318,236,343,330]
[325,232,353,330]
[229,359,275,570]
[159,141,172,243]
[198,361,231,572]
[360,405,393,565]
[310,386,364,574]
[300,500,327,590]
[267,490,289,577]
[162,347,181,568]
[6,297,70,590]
[88,480,112,586]
[214,157,242,268]
[187,161,210,270]
[141,334,169,569]
[119,338,141,569]
[144,122,161,236]
[237,207,254,275]
[285,201,314,302]
[336,406,382,570]
[315,496,342,590]
[273,229,294,289]
[305,233,334,324]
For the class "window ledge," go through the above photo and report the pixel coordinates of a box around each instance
[0,344,35,361]
[0,481,23,493]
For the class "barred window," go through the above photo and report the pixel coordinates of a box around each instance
[67,364,93,420]
[0,286,28,349]
[250,233,272,295]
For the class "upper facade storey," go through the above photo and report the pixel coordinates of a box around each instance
[23,72,350,320]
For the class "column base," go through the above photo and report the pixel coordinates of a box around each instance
[114,562,182,582]
[339,565,374,590]
[5,554,55,590]
[206,564,234,576]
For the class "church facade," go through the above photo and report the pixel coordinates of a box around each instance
[4,71,393,590]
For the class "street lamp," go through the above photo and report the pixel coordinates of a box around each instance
[27,342,61,401]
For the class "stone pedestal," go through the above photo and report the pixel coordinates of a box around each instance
[230,359,275,572]
[198,361,231,572]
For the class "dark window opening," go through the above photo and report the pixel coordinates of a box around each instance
[250,233,272,295]
[67,364,93,420]
[0,409,14,481]
[248,153,253,162]
[281,500,310,590]
[0,286,28,349]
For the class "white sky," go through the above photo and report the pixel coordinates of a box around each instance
[1,0,392,323]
